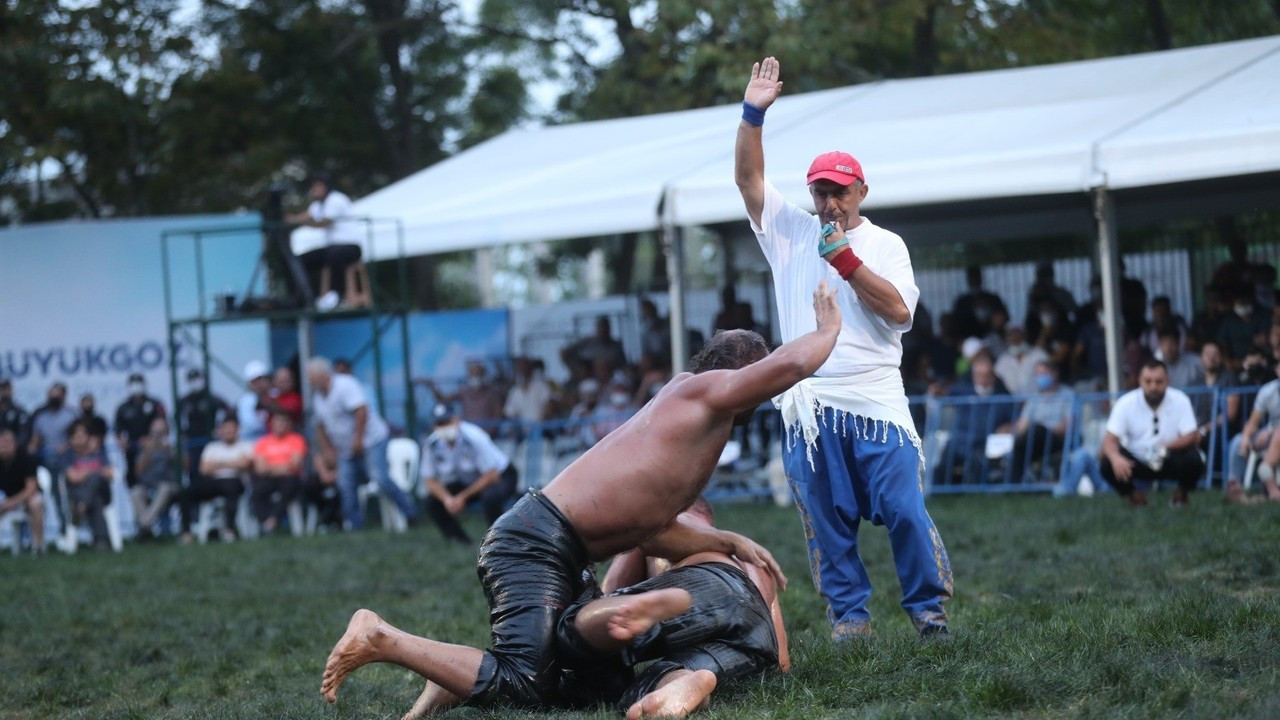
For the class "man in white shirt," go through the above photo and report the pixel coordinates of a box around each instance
[287,172,367,310]
[420,404,517,544]
[995,325,1049,396]
[734,56,952,639]
[1100,360,1205,507]
[503,357,551,432]
[308,357,418,530]
[237,360,272,443]
[182,417,253,543]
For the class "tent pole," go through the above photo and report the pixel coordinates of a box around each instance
[662,186,687,374]
[1093,185,1123,395]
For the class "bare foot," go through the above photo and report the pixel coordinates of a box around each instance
[607,588,692,643]
[321,609,385,703]
[626,669,717,719]
[403,680,461,720]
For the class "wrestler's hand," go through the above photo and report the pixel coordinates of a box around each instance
[744,56,783,111]
[812,280,841,335]
[722,530,788,590]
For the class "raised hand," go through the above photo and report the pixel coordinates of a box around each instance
[812,280,841,334]
[744,56,784,110]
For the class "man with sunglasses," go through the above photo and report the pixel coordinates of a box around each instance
[1100,359,1205,507]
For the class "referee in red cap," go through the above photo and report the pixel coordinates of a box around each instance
[733,56,953,640]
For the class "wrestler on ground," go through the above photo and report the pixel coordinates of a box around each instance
[321,283,842,716]
[555,496,790,719]
[736,56,953,639]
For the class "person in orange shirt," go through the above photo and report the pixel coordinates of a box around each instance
[251,413,306,534]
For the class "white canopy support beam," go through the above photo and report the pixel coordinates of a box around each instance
[661,186,688,374]
[1092,185,1124,395]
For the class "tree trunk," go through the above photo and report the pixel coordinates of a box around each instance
[1144,0,1173,50]
[913,2,939,77]
[362,0,418,177]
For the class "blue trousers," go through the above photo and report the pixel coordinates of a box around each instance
[337,438,419,530]
[783,408,953,638]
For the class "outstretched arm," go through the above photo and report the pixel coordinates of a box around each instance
[694,281,840,418]
[735,57,784,228]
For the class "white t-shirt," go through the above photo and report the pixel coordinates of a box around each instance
[504,379,552,424]
[1252,379,1280,430]
[312,374,389,455]
[995,346,1050,396]
[236,392,267,442]
[420,421,509,484]
[1105,387,1197,459]
[307,190,362,245]
[199,440,255,480]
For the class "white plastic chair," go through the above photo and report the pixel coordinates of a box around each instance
[357,438,418,533]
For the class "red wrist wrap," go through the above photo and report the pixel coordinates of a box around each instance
[828,247,863,279]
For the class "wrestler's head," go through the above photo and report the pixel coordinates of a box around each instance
[681,495,715,526]
[689,329,769,426]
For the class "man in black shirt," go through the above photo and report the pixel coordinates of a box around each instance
[0,379,31,448]
[78,393,109,441]
[0,427,45,553]
[176,369,231,487]
[114,373,167,488]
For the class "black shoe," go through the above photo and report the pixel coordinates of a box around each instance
[919,624,951,640]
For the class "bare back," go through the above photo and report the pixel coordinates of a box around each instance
[543,373,732,559]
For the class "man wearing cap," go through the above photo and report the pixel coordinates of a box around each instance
[734,56,952,638]
[420,404,517,544]
[307,356,419,531]
[237,361,273,443]
[114,373,167,489]
[177,368,232,490]
[287,172,367,311]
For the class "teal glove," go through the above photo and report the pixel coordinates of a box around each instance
[818,223,848,257]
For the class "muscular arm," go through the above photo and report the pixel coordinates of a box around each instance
[639,516,786,589]
[734,57,783,229]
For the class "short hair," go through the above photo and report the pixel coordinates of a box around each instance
[67,419,89,437]
[1141,359,1168,375]
[220,416,239,427]
[1151,295,1172,308]
[1157,327,1180,342]
[688,330,769,374]
[306,357,333,376]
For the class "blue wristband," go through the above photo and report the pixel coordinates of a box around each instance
[742,101,766,127]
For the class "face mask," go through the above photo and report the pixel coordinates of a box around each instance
[1008,343,1028,355]
[467,376,482,389]
[609,392,630,407]
[189,379,205,392]
[1039,312,1055,328]
[49,397,65,409]
[436,424,459,442]
[1035,373,1054,391]
[1235,304,1252,317]
[129,382,146,396]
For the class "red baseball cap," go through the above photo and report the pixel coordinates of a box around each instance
[806,151,864,186]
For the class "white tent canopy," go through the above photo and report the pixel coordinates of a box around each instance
[294,35,1280,258]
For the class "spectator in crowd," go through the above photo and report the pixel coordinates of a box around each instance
[176,368,230,492]
[1217,285,1267,363]
[271,366,304,426]
[420,403,517,545]
[980,307,1009,360]
[286,171,368,311]
[427,361,507,430]
[589,375,637,445]
[952,265,1009,341]
[931,312,962,383]
[78,393,108,441]
[114,372,167,489]
[1026,298,1075,368]
[1224,361,1280,503]
[131,416,179,539]
[0,378,31,447]
[561,315,627,379]
[251,413,306,534]
[0,426,46,553]
[303,452,343,533]
[1156,327,1202,389]
[638,299,672,370]
[27,382,77,469]
[308,357,419,531]
[1119,258,1149,342]
[1139,296,1188,355]
[1254,263,1277,314]
[1071,303,1109,390]
[712,286,757,333]
[1189,286,1228,352]
[239,360,274,442]
[1191,341,1239,470]
[1009,362,1074,481]
[937,351,1017,485]
[1026,262,1077,329]
[1210,238,1261,297]
[1099,360,1205,507]
[185,417,253,543]
[504,357,552,430]
[59,420,113,549]
[995,326,1048,396]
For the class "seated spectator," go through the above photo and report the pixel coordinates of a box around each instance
[428,361,507,432]
[1099,360,1205,507]
[995,326,1048,396]
[1224,362,1280,503]
[58,420,114,550]
[1157,328,1202,389]
[936,352,1016,485]
[1071,304,1108,390]
[420,403,517,544]
[590,376,637,444]
[1027,299,1074,368]
[183,417,253,543]
[114,373,167,489]
[1189,286,1228,352]
[0,379,31,447]
[0,427,46,553]
[981,308,1009,360]
[503,356,552,431]
[1026,262,1078,329]
[1217,285,1268,364]
[712,286,756,333]
[77,393,108,441]
[638,299,672,369]
[1191,342,1239,474]
[303,452,343,532]
[131,417,180,540]
[952,265,1009,341]
[1138,296,1188,354]
[251,414,306,534]
[286,172,368,310]
[1009,362,1074,481]
[561,315,627,380]
[1239,347,1275,386]
[27,382,77,470]
[271,366,304,426]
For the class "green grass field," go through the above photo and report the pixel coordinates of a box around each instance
[4,493,1280,720]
